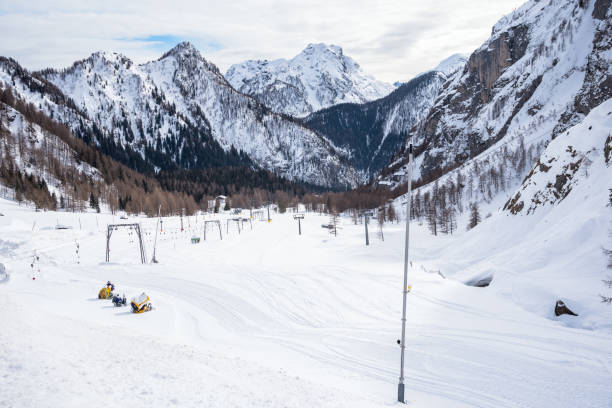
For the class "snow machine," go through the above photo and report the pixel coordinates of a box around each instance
[98,281,115,299]
[130,292,153,313]
[112,293,127,307]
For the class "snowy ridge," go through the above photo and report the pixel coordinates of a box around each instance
[1,45,360,188]
[226,43,394,117]
[43,43,360,187]
[430,53,468,76]
[139,43,359,186]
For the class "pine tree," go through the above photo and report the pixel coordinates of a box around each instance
[414,189,422,220]
[387,203,397,223]
[448,206,457,234]
[468,202,481,230]
[439,207,449,235]
[89,192,98,210]
[427,204,437,236]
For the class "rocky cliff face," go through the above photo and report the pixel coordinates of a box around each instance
[467,24,530,105]
[380,0,611,186]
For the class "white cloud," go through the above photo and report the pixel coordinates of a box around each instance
[0,0,525,82]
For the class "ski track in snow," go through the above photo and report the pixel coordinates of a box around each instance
[0,200,611,407]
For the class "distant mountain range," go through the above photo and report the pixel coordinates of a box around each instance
[1,0,609,195]
[227,46,467,177]
[0,43,359,188]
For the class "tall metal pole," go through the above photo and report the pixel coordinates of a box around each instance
[365,214,369,246]
[152,204,161,263]
[398,143,413,404]
[105,225,111,262]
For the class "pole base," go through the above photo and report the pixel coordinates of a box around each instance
[398,383,405,403]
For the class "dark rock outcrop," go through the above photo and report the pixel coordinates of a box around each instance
[555,300,578,316]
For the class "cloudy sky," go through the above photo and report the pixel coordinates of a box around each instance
[0,0,525,82]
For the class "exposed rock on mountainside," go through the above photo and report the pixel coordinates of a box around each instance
[381,0,611,186]
[504,99,611,215]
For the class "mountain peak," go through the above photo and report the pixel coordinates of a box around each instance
[89,50,129,63]
[160,41,201,60]
[303,43,343,55]
[64,50,134,72]
[226,43,393,117]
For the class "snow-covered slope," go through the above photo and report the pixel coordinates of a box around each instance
[430,53,468,76]
[504,98,612,216]
[382,99,611,342]
[226,43,394,117]
[382,0,611,185]
[1,197,611,407]
[0,101,100,206]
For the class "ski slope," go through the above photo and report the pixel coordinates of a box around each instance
[1,200,611,407]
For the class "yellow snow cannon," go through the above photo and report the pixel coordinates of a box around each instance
[98,281,115,299]
[130,292,153,314]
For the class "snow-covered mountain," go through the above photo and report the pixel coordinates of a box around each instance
[504,98,612,216]
[381,0,611,186]
[302,52,467,176]
[0,44,360,188]
[429,53,468,76]
[225,43,394,117]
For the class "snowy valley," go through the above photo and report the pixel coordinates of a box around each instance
[1,0,612,406]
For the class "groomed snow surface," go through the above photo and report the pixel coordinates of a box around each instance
[1,199,611,408]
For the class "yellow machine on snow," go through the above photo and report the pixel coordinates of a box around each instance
[98,281,114,299]
[131,292,153,313]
